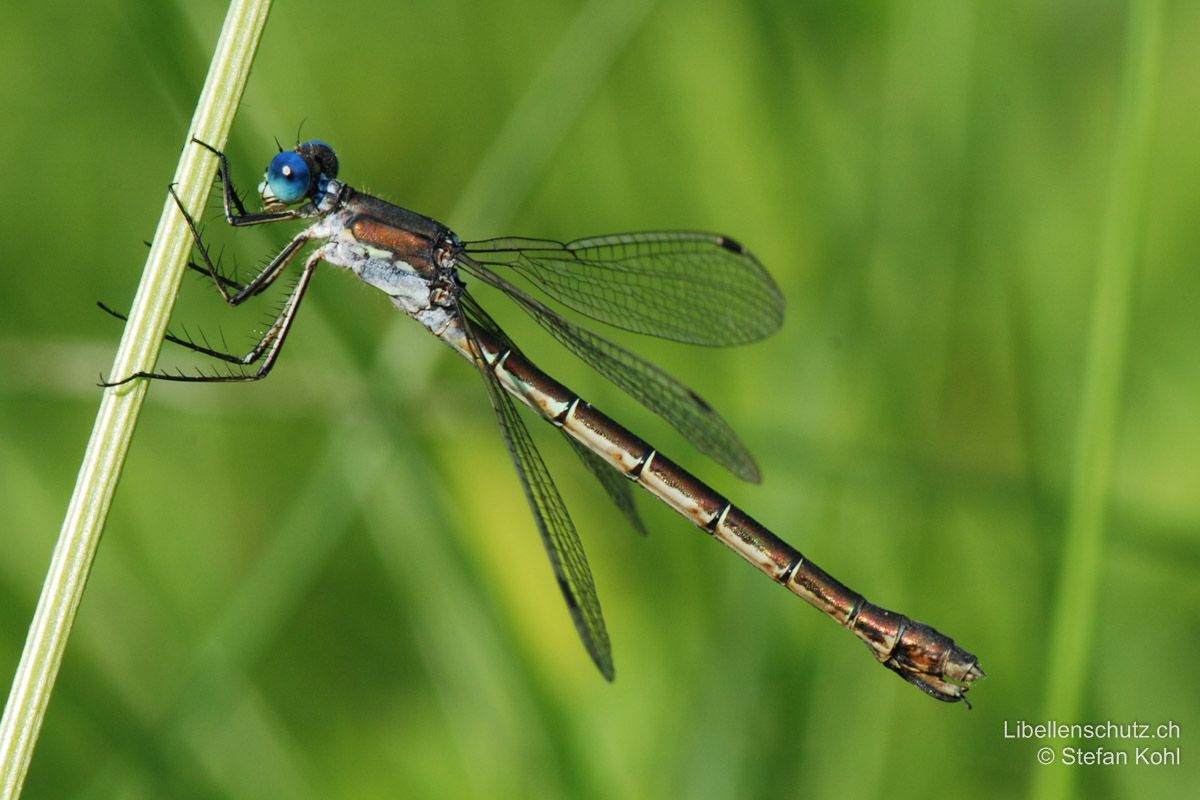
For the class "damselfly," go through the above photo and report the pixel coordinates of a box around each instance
[104,139,984,704]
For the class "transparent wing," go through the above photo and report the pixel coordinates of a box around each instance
[562,433,647,535]
[457,293,615,680]
[464,231,784,346]
[460,255,761,482]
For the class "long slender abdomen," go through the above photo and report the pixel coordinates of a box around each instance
[453,321,984,703]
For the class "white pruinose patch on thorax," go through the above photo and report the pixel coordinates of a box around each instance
[309,210,454,339]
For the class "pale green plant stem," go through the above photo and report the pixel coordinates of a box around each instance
[1032,3,1161,799]
[0,2,272,797]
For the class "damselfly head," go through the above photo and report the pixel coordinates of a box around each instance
[258,140,339,210]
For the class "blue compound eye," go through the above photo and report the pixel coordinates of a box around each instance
[265,151,311,203]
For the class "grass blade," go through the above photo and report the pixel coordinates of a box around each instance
[0,2,272,797]
[1033,3,1163,798]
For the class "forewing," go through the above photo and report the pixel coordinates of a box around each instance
[464,232,784,346]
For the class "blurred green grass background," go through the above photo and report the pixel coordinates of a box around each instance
[2,1,1198,798]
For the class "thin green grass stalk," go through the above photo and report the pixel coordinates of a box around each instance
[0,2,272,796]
[1032,4,1161,799]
